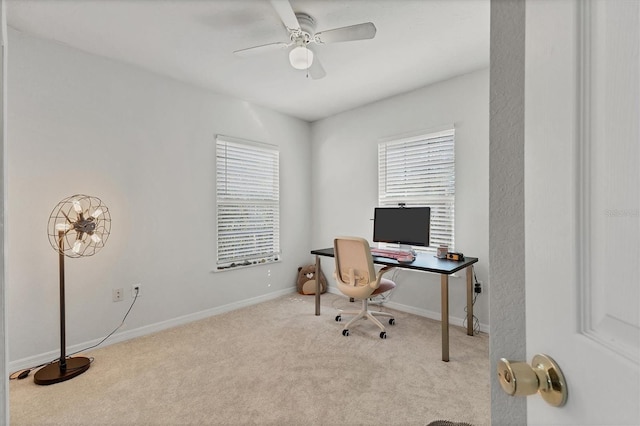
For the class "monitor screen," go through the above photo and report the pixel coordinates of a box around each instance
[373,207,431,247]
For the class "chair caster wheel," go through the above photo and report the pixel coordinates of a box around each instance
[335,315,342,322]
[380,331,387,339]
[389,318,395,325]
[342,329,350,336]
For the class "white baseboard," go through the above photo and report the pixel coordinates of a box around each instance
[9,287,296,373]
[11,285,488,373]
[326,287,490,334]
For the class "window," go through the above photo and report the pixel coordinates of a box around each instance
[215,135,280,269]
[378,129,455,251]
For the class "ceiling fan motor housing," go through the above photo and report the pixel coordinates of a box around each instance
[293,12,316,43]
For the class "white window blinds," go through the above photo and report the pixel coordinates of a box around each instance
[216,136,280,269]
[378,129,455,250]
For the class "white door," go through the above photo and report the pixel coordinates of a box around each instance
[524,0,639,424]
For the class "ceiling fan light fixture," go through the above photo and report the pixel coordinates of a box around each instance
[289,46,314,70]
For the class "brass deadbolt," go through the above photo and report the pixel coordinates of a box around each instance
[497,354,568,407]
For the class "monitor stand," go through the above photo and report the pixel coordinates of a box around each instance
[399,244,413,254]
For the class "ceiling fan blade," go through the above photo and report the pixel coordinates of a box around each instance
[234,42,290,57]
[308,55,326,80]
[314,22,377,44]
[269,0,300,31]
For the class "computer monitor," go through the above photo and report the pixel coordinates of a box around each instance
[373,207,431,247]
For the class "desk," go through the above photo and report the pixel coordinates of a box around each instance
[311,248,478,362]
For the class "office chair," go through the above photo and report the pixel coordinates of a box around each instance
[333,236,397,339]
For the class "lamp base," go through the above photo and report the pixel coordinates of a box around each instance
[33,356,91,385]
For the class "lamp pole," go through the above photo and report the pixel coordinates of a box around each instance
[33,231,91,385]
[58,230,67,372]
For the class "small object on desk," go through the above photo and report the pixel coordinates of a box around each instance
[436,244,448,259]
[370,247,413,260]
[397,254,415,263]
[446,252,464,261]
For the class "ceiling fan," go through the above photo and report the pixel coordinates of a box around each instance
[234,0,377,79]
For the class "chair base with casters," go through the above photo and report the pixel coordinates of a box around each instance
[335,278,396,339]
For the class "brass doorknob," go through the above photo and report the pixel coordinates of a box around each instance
[497,354,568,407]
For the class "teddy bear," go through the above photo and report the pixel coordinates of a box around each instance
[296,264,327,295]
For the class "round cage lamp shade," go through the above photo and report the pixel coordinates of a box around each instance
[47,194,111,258]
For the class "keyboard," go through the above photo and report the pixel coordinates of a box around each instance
[370,248,414,260]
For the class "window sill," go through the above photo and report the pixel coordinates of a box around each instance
[213,257,281,273]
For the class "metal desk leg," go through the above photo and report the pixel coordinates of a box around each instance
[466,265,474,336]
[315,254,321,316]
[441,274,449,362]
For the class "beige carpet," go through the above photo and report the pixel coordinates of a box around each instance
[10,293,490,425]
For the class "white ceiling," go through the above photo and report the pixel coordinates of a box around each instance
[6,0,490,122]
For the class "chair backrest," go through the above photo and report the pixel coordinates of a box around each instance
[333,237,377,287]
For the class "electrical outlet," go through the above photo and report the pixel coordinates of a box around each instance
[474,281,482,294]
[112,288,124,302]
[132,284,142,298]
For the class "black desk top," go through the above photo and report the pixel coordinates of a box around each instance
[311,247,478,275]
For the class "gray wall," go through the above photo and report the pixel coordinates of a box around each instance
[1,1,7,422]
[311,68,490,332]
[489,0,526,424]
[6,29,312,367]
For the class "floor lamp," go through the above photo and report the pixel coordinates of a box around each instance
[34,194,111,385]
